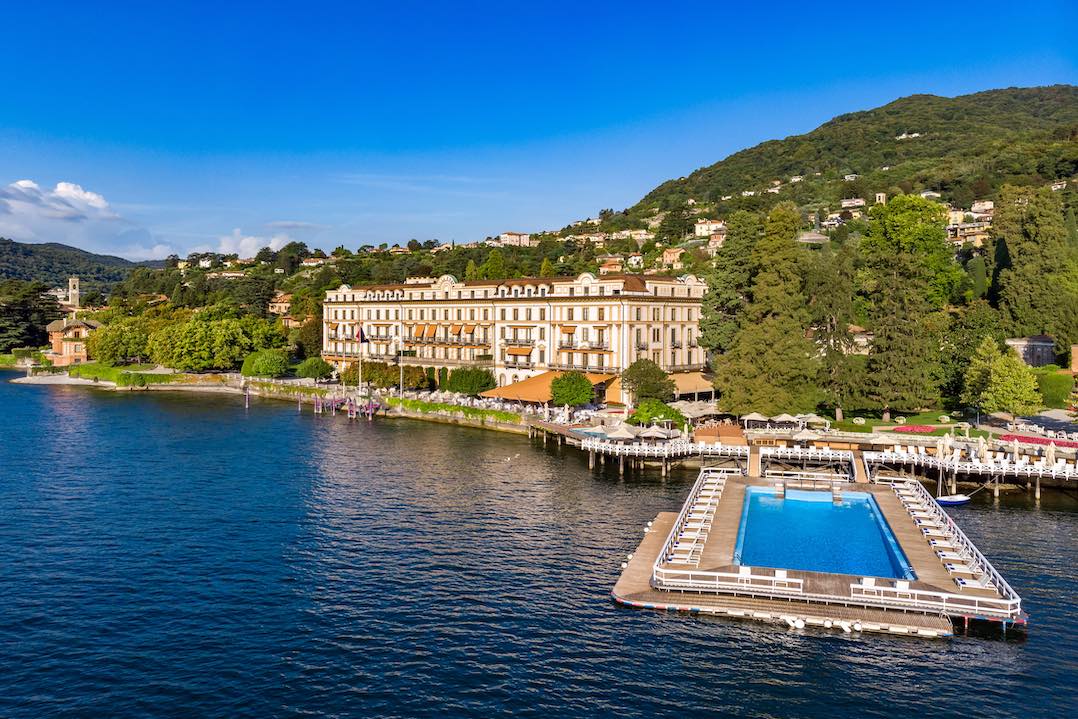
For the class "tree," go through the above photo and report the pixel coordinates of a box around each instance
[980,349,1042,426]
[464,259,480,281]
[941,302,1005,404]
[241,349,291,378]
[994,185,1078,351]
[961,336,1003,410]
[539,257,555,277]
[656,204,693,244]
[0,280,62,352]
[628,398,687,427]
[443,367,496,395]
[805,242,859,420]
[713,203,820,415]
[296,356,333,380]
[621,359,675,403]
[86,318,150,364]
[551,371,594,406]
[480,249,506,279]
[292,318,322,359]
[861,197,952,418]
[698,211,762,353]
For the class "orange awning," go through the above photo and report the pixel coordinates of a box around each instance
[561,325,576,334]
[329,322,340,330]
[506,347,532,356]
[424,324,437,338]
[480,370,616,403]
[413,324,425,338]
[463,324,477,334]
[449,324,463,335]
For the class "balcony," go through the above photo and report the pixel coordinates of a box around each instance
[671,340,683,349]
[504,360,534,370]
[635,342,649,351]
[665,362,708,372]
[578,341,609,351]
[504,337,534,347]
[397,355,493,368]
[558,341,576,350]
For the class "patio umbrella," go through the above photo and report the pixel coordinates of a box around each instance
[640,424,670,440]
[792,429,818,443]
[771,413,798,423]
[1046,442,1056,466]
[606,424,637,441]
[741,412,768,423]
[936,437,946,460]
[977,435,988,463]
[1012,437,1020,463]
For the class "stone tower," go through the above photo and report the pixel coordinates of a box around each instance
[68,277,80,308]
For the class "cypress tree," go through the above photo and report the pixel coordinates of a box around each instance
[698,211,762,353]
[805,242,860,420]
[713,203,819,415]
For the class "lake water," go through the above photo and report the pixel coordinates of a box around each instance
[1,373,1076,718]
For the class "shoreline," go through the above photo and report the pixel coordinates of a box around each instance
[8,371,1075,494]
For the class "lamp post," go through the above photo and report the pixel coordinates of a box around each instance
[397,338,404,401]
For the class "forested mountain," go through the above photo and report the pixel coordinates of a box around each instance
[0,238,156,288]
[592,85,1078,231]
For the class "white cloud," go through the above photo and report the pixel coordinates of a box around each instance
[0,178,176,259]
[216,228,292,257]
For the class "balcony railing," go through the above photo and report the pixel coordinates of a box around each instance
[635,342,649,351]
[505,360,534,370]
[397,355,493,367]
[504,337,534,346]
[671,340,683,349]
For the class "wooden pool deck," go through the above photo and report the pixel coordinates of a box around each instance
[613,475,1023,638]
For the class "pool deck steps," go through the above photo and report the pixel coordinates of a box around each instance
[615,512,955,638]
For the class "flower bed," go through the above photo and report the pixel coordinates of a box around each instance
[891,424,935,434]
[999,433,1078,449]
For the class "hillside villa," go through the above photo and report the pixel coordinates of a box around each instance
[44,317,100,367]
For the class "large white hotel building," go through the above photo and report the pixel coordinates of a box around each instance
[321,272,709,401]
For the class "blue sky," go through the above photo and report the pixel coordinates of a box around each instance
[1,1,1074,259]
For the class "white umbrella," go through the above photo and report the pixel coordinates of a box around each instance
[741,412,768,423]
[640,424,670,440]
[771,413,798,423]
[1046,442,1056,466]
[936,437,946,460]
[1012,437,1020,463]
[606,424,637,441]
[977,435,988,463]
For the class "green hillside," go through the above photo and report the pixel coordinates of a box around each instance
[0,238,147,288]
[599,85,1078,229]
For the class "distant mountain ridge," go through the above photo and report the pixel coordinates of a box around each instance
[602,85,1078,227]
[0,238,159,288]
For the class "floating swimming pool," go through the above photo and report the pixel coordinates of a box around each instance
[733,487,915,580]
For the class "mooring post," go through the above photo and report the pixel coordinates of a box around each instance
[589,451,595,470]
[993,474,999,499]
[619,454,625,476]
[1036,474,1041,501]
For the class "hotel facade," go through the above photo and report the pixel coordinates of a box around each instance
[321,272,708,401]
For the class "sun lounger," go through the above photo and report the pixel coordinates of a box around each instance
[955,576,996,590]
[945,563,977,575]
[928,539,955,549]
[936,551,968,562]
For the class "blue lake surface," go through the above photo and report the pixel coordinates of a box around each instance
[1,372,1076,718]
[735,487,915,579]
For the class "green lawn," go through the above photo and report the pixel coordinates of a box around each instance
[69,362,159,383]
[0,354,15,367]
[830,409,965,433]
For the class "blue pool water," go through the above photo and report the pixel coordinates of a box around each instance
[734,487,915,579]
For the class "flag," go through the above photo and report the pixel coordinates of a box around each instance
[358,326,369,343]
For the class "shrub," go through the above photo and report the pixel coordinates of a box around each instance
[628,398,687,426]
[443,367,496,396]
[296,356,334,380]
[1035,368,1074,409]
[621,359,676,402]
[241,349,291,378]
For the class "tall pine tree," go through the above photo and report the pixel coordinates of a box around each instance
[713,203,819,415]
[805,242,860,420]
[698,211,762,353]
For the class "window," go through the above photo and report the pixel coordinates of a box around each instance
[635,308,642,321]
[525,308,531,321]
[513,308,519,321]
[653,308,660,321]
[582,308,589,321]
[652,328,660,342]
[598,308,605,321]
[539,308,546,320]
[407,309,413,320]
[539,327,545,340]
[470,309,476,320]
[500,309,506,321]
[567,308,574,321]
[483,309,489,321]
[539,349,545,364]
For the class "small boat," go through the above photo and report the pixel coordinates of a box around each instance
[936,494,972,506]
